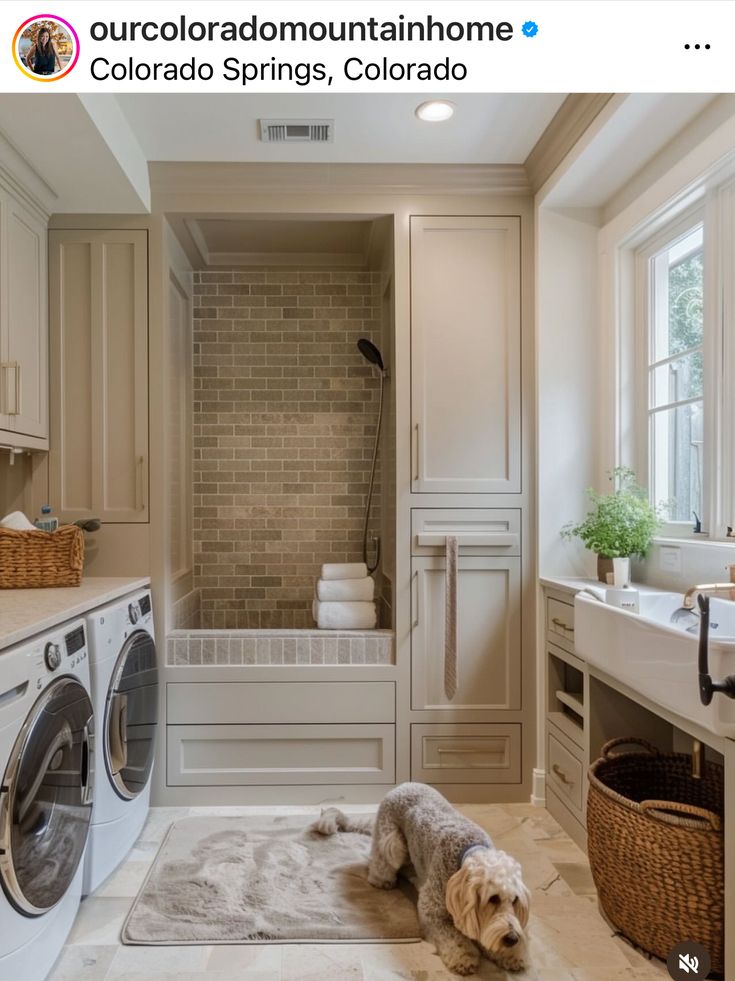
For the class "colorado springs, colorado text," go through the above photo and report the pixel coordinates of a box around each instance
[89,57,469,84]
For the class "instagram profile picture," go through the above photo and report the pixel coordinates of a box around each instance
[13,15,79,81]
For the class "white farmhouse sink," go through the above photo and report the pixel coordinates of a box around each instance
[574,589,735,738]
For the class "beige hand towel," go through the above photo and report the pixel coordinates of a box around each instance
[321,562,369,581]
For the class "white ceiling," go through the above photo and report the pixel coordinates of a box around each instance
[116,94,567,165]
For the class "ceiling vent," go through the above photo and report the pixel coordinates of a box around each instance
[259,119,334,143]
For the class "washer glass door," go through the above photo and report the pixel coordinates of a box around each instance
[0,677,94,916]
[105,630,158,800]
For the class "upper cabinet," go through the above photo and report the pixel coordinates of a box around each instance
[49,229,149,523]
[410,216,521,494]
[0,188,48,447]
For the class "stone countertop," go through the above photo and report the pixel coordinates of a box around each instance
[0,576,150,650]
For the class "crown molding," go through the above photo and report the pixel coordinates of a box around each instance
[524,93,616,194]
[0,129,56,220]
[150,162,531,202]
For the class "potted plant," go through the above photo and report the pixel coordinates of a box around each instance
[562,467,663,583]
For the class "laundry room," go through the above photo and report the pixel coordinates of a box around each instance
[0,7,734,978]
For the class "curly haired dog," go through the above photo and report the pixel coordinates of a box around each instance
[313,782,530,975]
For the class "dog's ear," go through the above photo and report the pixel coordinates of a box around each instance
[445,865,481,940]
[515,881,531,929]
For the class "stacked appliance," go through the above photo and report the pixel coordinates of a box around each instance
[0,619,94,980]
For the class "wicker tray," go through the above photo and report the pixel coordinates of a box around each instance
[587,737,724,973]
[0,524,85,588]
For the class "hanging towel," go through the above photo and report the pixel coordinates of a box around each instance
[313,600,377,630]
[444,535,459,700]
[316,577,375,602]
[320,562,369,581]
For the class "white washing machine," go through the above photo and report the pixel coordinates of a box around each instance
[83,589,158,895]
[0,618,94,981]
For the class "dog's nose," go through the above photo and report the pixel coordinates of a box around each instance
[502,932,519,947]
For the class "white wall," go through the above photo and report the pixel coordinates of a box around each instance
[536,208,599,579]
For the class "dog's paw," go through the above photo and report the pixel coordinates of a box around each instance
[492,951,527,973]
[442,949,480,976]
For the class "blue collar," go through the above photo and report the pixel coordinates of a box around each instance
[458,843,490,868]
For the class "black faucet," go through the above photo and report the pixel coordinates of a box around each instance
[697,593,735,705]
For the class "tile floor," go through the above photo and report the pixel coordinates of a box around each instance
[49,803,668,981]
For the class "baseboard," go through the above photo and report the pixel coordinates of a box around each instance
[530,768,546,806]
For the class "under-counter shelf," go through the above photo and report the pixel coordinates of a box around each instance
[555,689,584,716]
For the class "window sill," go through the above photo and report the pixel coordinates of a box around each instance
[653,535,735,550]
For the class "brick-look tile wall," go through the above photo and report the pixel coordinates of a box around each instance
[193,269,383,629]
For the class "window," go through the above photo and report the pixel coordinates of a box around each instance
[646,225,704,526]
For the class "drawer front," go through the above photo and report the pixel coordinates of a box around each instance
[167,681,395,725]
[411,509,521,556]
[168,723,395,786]
[547,731,583,811]
[547,597,575,647]
[411,724,521,784]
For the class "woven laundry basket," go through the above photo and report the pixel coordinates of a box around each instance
[0,524,85,588]
[587,737,724,973]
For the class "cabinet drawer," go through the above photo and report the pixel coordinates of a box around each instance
[547,731,583,812]
[411,724,521,784]
[167,723,395,786]
[167,681,395,725]
[547,597,575,647]
[411,509,521,556]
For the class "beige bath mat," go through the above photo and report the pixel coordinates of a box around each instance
[122,814,420,945]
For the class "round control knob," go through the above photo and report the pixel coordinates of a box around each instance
[44,642,62,671]
[128,602,140,624]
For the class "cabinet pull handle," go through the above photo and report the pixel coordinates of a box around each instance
[136,455,146,510]
[551,617,574,632]
[552,763,572,785]
[0,363,7,416]
[412,571,419,628]
[12,363,20,416]
[413,422,420,483]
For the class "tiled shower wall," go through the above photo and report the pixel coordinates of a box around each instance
[193,268,384,629]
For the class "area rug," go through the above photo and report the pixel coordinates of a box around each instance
[122,814,420,945]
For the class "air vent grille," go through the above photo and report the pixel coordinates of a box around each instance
[259,119,334,143]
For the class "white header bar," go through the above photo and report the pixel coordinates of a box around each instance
[1,1,732,93]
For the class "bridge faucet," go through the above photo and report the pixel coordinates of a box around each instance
[682,583,735,610]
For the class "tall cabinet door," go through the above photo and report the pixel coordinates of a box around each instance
[0,192,48,442]
[411,216,521,493]
[411,555,521,712]
[49,229,148,522]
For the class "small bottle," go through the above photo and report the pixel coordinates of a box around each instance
[34,505,59,533]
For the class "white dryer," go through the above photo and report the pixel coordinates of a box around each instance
[83,589,158,895]
[0,619,94,981]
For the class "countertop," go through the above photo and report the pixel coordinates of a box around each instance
[0,577,150,650]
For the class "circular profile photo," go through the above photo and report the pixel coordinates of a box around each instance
[13,15,79,81]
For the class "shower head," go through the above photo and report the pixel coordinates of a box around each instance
[357,338,385,372]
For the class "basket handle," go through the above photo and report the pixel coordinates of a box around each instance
[600,737,660,759]
[640,799,722,831]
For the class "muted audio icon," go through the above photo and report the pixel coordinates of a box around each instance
[678,953,699,974]
[667,941,711,981]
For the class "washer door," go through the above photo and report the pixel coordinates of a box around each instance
[104,630,158,801]
[0,677,94,916]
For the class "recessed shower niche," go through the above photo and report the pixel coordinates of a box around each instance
[167,213,395,633]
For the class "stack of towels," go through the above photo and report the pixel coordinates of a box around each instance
[312,562,377,630]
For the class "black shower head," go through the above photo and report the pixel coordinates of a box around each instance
[357,338,385,372]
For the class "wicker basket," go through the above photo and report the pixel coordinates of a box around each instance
[0,525,85,588]
[587,737,724,973]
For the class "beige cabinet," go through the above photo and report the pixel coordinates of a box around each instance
[410,216,521,494]
[411,554,521,712]
[49,229,148,522]
[0,190,48,446]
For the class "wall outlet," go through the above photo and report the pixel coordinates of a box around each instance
[659,545,682,573]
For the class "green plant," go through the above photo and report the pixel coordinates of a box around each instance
[561,467,663,559]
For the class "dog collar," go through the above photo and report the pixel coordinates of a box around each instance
[458,843,490,867]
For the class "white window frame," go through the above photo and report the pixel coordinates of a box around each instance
[635,207,709,538]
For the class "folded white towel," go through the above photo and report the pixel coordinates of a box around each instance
[0,510,36,531]
[313,600,377,630]
[320,562,368,581]
[316,577,375,602]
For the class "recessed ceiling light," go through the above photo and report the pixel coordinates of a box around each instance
[415,100,455,122]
